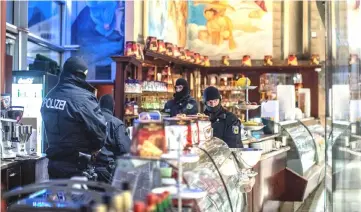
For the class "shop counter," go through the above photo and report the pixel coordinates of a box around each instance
[247,146,291,212]
[1,155,48,193]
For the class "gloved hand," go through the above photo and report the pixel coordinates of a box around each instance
[78,152,92,170]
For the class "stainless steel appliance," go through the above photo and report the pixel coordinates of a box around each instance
[1,120,17,159]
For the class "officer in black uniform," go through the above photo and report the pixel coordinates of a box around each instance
[94,94,131,183]
[41,56,107,179]
[164,78,198,117]
[203,86,243,148]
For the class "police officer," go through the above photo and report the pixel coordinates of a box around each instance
[164,78,198,117]
[203,86,243,148]
[41,56,107,179]
[94,94,131,183]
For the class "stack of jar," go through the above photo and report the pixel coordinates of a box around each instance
[142,81,168,92]
[125,79,142,94]
[144,36,210,67]
[125,101,139,116]
[141,96,167,110]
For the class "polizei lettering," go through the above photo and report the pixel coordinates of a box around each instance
[42,98,67,111]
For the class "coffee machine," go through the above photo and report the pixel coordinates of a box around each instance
[1,120,17,159]
[13,125,32,157]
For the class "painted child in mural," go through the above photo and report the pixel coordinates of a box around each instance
[194,0,268,50]
[196,2,236,50]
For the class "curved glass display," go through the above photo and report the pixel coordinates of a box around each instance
[113,137,249,212]
[280,122,316,175]
[183,137,247,212]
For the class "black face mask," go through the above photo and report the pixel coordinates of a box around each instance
[206,104,221,113]
[174,86,189,101]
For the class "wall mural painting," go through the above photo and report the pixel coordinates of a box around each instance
[187,0,273,60]
[147,0,188,47]
[71,1,125,80]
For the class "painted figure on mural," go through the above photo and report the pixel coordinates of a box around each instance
[71,0,125,79]
[188,0,272,59]
[148,0,188,47]
[197,6,236,50]
[168,0,188,47]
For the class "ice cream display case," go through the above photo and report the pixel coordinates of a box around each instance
[112,137,256,212]
[278,118,325,201]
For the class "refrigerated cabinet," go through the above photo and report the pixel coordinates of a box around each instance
[11,71,58,153]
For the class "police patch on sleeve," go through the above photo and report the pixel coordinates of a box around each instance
[186,103,194,110]
[232,126,239,134]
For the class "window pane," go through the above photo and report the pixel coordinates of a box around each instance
[6,0,14,24]
[28,1,61,45]
[71,1,125,80]
[27,41,61,75]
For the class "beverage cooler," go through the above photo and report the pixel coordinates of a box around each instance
[11,71,58,154]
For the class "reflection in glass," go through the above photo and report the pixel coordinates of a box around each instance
[326,0,361,211]
[27,41,60,75]
[6,0,14,24]
[70,1,125,80]
[28,1,61,45]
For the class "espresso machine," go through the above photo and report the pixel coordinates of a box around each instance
[1,120,17,159]
[14,125,32,157]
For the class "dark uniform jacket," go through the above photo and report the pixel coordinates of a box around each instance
[95,108,131,165]
[205,107,243,148]
[41,71,107,161]
[164,95,198,117]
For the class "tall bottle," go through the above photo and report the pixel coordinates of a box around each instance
[111,193,124,212]
[122,182,132,211]
[92,203,107,212]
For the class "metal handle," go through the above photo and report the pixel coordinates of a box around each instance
[9,173,16,177]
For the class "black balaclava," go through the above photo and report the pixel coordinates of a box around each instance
[174,78,189,101]
[203,86,221,113]
[99,94,115,113]
[61,56,88,80]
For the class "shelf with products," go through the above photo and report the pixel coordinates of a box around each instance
[200,65,320,119]
[112,53,201,124]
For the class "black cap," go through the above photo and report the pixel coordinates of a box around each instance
[62,56,88,75]
[99,94,114,112]
[203,86,221,102]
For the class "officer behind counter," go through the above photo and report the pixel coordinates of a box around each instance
[164,78,198,117]
[94,94,131,183]
[41,56,107,179]
[203,86,244,148]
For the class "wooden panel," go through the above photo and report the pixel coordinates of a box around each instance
[21,161,36,187]
[94,84,114,99]
[251,151,287,212]
[5,55,13,94]
[268,168,308,202]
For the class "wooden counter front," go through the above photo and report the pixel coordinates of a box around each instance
[247,147,290,212]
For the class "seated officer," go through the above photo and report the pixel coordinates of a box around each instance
[164,78,198,117]
[94,94,131,183]
[203,86,243,148]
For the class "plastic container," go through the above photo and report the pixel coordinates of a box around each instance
[164,117,190,152]
[131,120,166,158]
